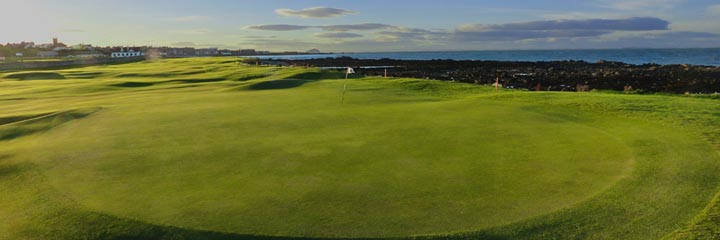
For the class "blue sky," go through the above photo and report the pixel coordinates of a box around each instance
[2,0,720,51]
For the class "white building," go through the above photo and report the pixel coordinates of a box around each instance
[37,51,59,58]
[111,48,145,58]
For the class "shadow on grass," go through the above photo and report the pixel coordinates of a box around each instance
[32,207,514,240]
[116,73,175,78]
[110,82,155,88]
[65,72,106,79]
[0,108,100,142]
[292,71,346,80]
[4,72,66,80]
[0,164,23,179]
[247,79,315,90]
[235,74,268,81]
[0,113,55,126]
[166,78,227,84]
[33,210,339,240]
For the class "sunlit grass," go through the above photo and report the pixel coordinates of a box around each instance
[0,57,718,239]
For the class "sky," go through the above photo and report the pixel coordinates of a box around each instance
[2,0,720,52]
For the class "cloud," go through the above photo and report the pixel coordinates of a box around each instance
[375,28,448,42]
[319,23,395,32]
[454,17,669,42]
[645,31,720,39]
[454,30,611,42]
[166,15,210,22]
[238,37,425,52]
[245,23,395,32]
[275,7,355,18]
[585,31,720,49]
[596,0,684,10]
[245,24,312,31]
[707,4,720,16]
[241,17,701,50]
[242,35,277,39]
[458,17,669,32]
[315,32,363,39]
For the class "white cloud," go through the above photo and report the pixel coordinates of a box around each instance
[315,32,363,39]
[275,7,355,18]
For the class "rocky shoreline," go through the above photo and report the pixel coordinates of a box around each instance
[265,57,720,94]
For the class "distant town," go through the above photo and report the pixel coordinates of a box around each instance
[0,38,325,62]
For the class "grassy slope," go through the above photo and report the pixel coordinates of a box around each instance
[0,58,719,239]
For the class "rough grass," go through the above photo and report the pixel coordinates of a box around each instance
[0,57,719,239]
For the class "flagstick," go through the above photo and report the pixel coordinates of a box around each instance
[341,71,349,104]
[495,77,499,93]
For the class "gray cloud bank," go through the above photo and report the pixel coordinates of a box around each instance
[241,17,719,50]
[458,17,669,31]
[455,17,669,41]
[245,23,394,32]
[315,32,364,38]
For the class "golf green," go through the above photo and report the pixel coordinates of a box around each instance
[1,58,719,239]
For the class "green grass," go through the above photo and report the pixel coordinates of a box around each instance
[0,57,719,239]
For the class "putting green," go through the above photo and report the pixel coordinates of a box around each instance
[25,84,633,237]
[1,58,719,239]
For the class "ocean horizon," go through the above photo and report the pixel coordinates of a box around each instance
[254,48,720,66]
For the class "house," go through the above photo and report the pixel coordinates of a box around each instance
[37,51,59,58]
[68,51,105,58]
[71,44,94,51]
[196,48,218,56]
[36,43,54,49]
[111,48,145,58]
[239,49,257,55]
[0,55,5,62]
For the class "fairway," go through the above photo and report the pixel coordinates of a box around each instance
[1,58,720,239]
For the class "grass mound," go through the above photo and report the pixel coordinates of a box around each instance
[0,57,719,239]
[0,108,100,141]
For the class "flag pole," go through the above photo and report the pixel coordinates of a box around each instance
[341,69,349,104]
[495,77,499,92]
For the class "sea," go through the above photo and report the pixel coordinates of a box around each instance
[252,48,720,66]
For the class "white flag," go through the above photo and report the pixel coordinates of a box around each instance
[347,67,355,74]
